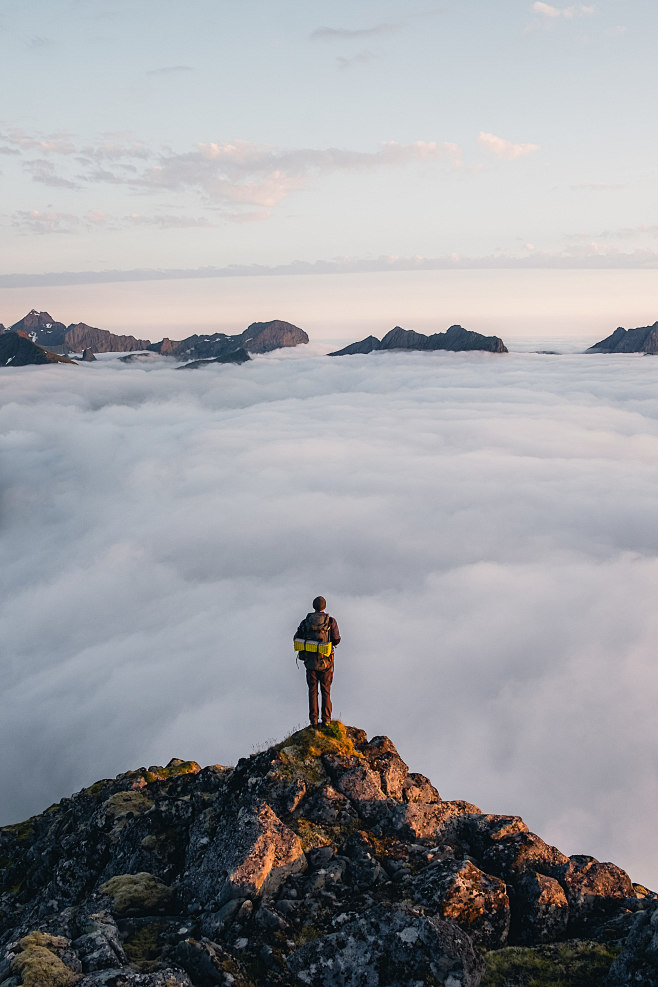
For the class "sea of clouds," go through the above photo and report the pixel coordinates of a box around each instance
[2,347,657,889]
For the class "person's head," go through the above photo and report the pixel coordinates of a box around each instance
[312,596,326,612]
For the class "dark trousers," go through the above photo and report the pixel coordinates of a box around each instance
[306,665,333,725]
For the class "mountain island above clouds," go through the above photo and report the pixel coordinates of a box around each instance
[1,723,655,986]
[3,310,658,368]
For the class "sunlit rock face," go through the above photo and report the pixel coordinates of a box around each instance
[7,310,151,353]
[65,323,151,353]
[587,321,658,354]
[0,725,654,986]
[330,324,508,356]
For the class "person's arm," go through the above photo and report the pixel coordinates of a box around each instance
[329,617,340,647]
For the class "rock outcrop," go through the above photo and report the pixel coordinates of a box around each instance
[176,348,251,369]
[0,331,76,367]
[587,321,658,354]
[330,325,508,356]
[0,727,654,986]
[65,323,151,354]
[7,311,150,354]
[150,320,308,362]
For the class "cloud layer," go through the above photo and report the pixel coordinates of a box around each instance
[1,351,657,890]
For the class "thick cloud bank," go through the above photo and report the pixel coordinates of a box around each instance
[1,350,657,889]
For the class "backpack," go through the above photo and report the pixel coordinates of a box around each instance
[295,612,333,671]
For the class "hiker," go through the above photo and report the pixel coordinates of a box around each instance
[294,596,341,728]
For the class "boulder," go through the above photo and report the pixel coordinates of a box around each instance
[381,799,481,841]
[286,903,485,986]
[99,873,175,916]
[560,857,634,931]
[509,871,569,944]
[608,905,658,986]
[185,800,306,905]
[411,858,510,948]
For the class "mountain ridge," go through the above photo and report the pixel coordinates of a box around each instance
[0,723,654,986]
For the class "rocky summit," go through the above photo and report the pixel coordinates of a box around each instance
[329,326,508,356]
[586,321,658,354]
[0,724,655,987]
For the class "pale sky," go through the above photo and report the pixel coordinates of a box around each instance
[1,0,656,340]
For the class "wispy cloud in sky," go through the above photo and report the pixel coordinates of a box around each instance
[478,132,540,160]
[5,133,466,219]
[532,2,597,18]
[310,23,402,42]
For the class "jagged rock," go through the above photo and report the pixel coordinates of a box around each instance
[81,348,97,362]
[380,799,481,841]
[0,723,651,987]
[173,937,252,986]
[303,783,358,826]
[182,801,306,907]
[328,335,381,356]
[509,871,569,944]
[150,320,307,362]
[481,830,571,881]
[9,309,68,347]
[411,857,510,948]
[330,324,508,356]
[0,331,76,367]
[587,321,658,354]
[6,311,151,354]
[286,903,485,986]
[608,904,658,985]
[560,856,634,931]
[401,772,441,803]
[362,736,409,799]
[65,323,150,353]
[72,911,126,971]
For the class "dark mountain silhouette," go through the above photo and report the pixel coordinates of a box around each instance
[0,331,76,367]
[149,320,309,362]
[0,723,653,986]
[330,325,508,356]
[587,321,658,354]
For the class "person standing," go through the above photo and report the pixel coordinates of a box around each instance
[294,596,341,728]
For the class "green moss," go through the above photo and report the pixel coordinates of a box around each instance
[1,818,35,842]
[83,780,111,798]
[101,872,175,916]
[481,941,620,987]
[123,922,166,971]
[11,933,80,987]
[277,721,360,761]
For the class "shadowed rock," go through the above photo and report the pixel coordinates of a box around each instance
[0,331,76,367]
[587,321,658,354]
[330,324,508,356]
[0,724,653,987]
